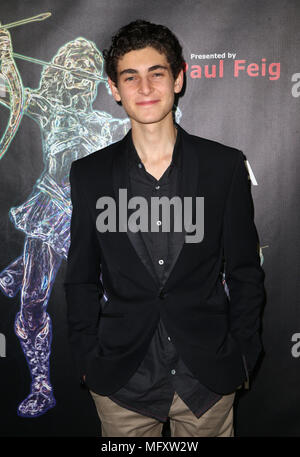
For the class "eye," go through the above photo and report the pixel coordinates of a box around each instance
[153,72,163,77]
[125,76,135,81]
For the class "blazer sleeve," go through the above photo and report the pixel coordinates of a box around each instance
[223,150,265,381]
[63,160,103,381]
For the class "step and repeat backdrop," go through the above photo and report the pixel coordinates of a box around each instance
[0,0,299,437]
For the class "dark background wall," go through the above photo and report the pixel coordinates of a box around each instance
[0,0,299,436]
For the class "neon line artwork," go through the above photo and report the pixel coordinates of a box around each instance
[0,16,182,418]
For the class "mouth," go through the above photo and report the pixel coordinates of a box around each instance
[136,100,160,106]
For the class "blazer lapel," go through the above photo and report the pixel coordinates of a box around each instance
[112,124,199,288]
[112,131,160,287]
[163,125,200,284]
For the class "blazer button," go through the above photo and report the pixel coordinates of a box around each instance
[159,289,166,299]
[79,377,86,389]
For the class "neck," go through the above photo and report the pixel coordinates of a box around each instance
[131,115,177,165]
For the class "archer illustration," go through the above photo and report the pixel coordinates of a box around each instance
[0,13,182,418]
[0,13,132,418]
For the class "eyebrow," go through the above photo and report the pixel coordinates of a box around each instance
[119,64,168,77]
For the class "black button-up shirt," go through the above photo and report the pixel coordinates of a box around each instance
[108,125,222,422]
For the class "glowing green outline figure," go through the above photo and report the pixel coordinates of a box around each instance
[0,26,132,418]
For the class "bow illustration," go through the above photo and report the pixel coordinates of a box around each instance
[0,29,24,159]
[0,13,51,159]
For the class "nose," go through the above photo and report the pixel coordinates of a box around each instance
[138,77,152,95]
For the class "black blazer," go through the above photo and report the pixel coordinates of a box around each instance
[64,123,265,395]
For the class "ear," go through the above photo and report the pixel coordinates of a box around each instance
[108,77,121,102]
[174,69,184,94]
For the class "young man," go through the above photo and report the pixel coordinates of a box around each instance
[64,20,265,437]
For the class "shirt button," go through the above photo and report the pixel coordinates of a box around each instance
[157,220,161,226]
[171,369,176,375]
[167,336,171,341]
[158,259,164,265]
[155,185,160,190]
[138,163,142,168]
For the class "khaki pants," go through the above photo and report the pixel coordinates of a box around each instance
[89,390,236,437]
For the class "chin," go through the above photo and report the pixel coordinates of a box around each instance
[138,118,163,125]
[132,112,171,125]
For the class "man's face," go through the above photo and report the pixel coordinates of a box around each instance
[108,46,183,126]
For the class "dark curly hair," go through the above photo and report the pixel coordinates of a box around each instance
[102,19,185,86]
